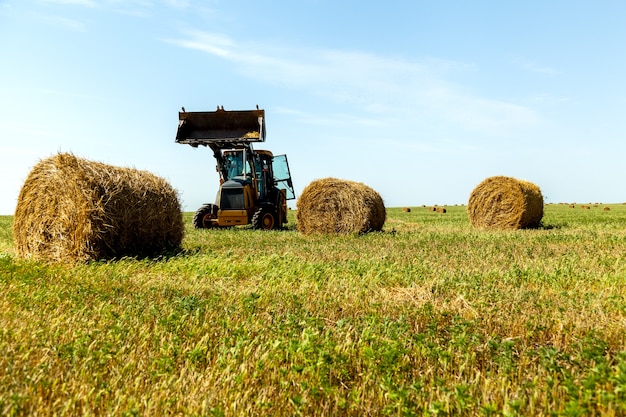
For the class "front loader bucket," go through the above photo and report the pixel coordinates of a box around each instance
[176,108,265,147]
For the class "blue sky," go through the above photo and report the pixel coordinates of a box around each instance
[1,0,625,214]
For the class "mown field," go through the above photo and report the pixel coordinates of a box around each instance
[1,204,626,416]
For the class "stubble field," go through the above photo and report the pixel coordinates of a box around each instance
[1,203,626,416]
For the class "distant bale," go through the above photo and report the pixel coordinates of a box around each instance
[467,176,543,230]
[13,153,184,262]
[296,177,386,234]
[603,207,611,211]
[436,207,447,213]
[402,207,411,213]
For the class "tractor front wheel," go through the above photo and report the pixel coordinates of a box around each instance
[193,204,218,229]
[252,204,279,230]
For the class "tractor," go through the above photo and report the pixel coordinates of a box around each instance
[176,107,295,230]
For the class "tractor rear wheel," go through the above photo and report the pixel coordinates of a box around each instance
[193,204,218,229]
[252,204,279,230]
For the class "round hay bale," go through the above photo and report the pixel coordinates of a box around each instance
[296,177,386,234]
[13,153,184,262]
[467,176,543,230]
[402,207,411,213]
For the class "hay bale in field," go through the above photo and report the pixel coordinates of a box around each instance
[436,207,447,213]
[402,207,411,213]
[296,177,386,234]
[13,153,184,262]
[603,207,611,211]
[467,176,543,230]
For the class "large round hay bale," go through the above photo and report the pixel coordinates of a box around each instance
[467,176,543,230]
[13,153,184,262]
[296,177,386,234]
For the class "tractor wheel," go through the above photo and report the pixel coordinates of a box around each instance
[193,204,218,229]
[252,204,279,230]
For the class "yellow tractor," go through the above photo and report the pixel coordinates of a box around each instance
[176,107,295,230]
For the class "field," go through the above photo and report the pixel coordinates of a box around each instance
[1,204,626,416]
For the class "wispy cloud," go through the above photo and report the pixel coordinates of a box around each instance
[40,0,97,7]
[168,31,234,57]
[166,30,542,135]
[38,0,191,16]
[41,14,87,31]
[528,93,571,105]
[512,57,561,75]
[164,0,191,8]
[40,0,194,7]
[274,106,387,128]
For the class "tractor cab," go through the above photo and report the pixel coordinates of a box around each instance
[220,149,294,202]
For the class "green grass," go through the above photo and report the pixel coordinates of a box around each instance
[2,204,626,416]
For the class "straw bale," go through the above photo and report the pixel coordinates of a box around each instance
[13,153,184,262]
[402,207,411,213]
[296,177,386,234]
[436,207,447,213]
[467,176,543,230]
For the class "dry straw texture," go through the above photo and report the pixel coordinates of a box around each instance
[13,153,184,262]
[467,176,544,230]
[296,177,386,234]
